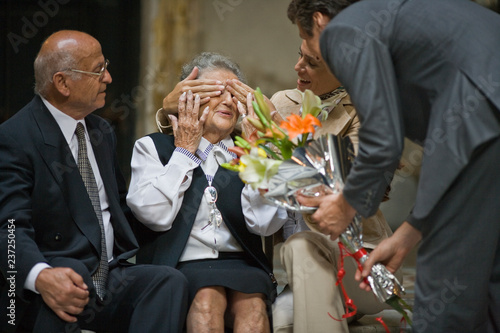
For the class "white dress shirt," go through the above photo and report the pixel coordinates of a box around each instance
[25,98,114,293]
[127,135,287,262]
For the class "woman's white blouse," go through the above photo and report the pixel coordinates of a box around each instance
[126,135,287,262]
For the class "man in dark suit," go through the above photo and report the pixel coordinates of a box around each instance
[0,30,188,333]
[288,0,500,332]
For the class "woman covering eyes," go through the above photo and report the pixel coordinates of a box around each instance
[126,52,287,333]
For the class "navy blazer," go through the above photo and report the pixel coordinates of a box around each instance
[0,96,139,318]
[135,133,275,285]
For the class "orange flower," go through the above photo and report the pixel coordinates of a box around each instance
[280,114,321,140]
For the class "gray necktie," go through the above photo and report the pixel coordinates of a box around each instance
[75,123,108,299]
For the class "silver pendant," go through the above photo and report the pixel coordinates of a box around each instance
[204,186,218,204]
[203,185,222,228]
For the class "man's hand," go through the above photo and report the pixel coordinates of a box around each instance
[162,66,224,115]
[226,79,277,118]
[170,90,209,154]
[355,221,422,291]
[237,92,258,138]
[35,267,89,323]
[296,192,356,240]
[226,79,254,110]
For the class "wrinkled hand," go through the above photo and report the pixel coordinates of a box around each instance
[296,192,356,240]
[355,222,421,291]
[169,90,209,154]
[35,267,89,323]
[162,66,224,116]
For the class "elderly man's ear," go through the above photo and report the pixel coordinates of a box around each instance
[52,72,71,97]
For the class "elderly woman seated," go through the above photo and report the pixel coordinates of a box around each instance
[126,52,287,333]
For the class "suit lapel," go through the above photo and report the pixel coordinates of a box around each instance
[31,98,101,253]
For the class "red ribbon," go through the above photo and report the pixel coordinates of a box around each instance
[327,242,362,321]
[327,243,406,333]
[328,243,391,333]
[353,247,368,261]
[376,316,391,333]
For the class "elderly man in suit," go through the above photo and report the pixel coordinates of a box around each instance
[288,0,500,332]
[0,30,188,333]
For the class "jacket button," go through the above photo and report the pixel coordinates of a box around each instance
[54,233,62,241]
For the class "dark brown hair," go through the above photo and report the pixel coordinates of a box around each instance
[287,0,359,36]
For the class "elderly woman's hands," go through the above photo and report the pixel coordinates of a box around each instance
[162,67,224,116]
[169,90,209,154]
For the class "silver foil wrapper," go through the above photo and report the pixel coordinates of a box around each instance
[264,134,404,303]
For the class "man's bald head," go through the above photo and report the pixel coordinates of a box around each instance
[34,30,100,97]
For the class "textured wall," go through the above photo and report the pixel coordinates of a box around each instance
[199,0,301,97]
[137,0,301,137]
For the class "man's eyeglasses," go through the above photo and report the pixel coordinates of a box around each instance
[67,59,109,81]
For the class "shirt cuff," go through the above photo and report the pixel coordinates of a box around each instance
[25,263,52,294]
[407,212,424,231]
[174,147,202,166]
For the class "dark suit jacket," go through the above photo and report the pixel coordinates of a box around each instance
[0,96,139,328]
[320,0,500,225]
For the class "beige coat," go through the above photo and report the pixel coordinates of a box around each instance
[270,89,392,249]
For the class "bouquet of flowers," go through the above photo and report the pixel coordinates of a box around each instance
[222,88,412,325]
[221,87,324,187]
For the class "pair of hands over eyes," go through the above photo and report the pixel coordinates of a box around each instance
[162,67,282,140]
[162,66,255,114]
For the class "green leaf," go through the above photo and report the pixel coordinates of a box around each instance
[385,296,412,326]
[254,87,271,122]
[234,136,252,149]
[277,139,295,160]
[258,144,283,161]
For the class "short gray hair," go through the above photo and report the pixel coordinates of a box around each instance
[34,48,81,97]
[180,52,246,83]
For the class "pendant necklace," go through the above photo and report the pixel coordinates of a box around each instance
[201,175,223,231]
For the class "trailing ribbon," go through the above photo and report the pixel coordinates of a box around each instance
[376,316,391,333]
[327,242,363,321]
[327,243,391,333]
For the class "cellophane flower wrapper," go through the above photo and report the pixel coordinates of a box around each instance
[263,133,411,323]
